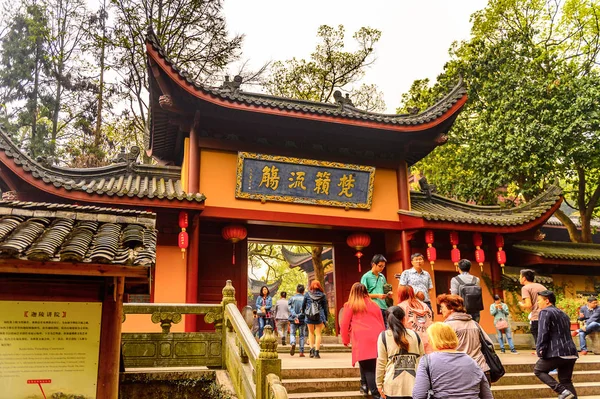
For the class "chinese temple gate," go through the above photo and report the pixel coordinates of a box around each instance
[0,28,567,338]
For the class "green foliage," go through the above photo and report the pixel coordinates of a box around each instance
[265,25,385,111]
[401,0,600,241]
[556,296,586,320]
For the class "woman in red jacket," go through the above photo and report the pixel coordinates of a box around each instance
[341,282,386,399]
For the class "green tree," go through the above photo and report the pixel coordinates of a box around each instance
[265,24,385,111]
[401,0,600,242]
[109,0,243,155]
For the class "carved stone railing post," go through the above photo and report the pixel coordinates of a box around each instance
[256,325,281,399]
[221,280,237,367]
[151,312,182,334]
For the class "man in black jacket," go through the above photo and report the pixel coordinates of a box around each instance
[534,290,578,399]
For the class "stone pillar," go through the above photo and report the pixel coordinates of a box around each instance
[256,325,281,399]
[221,280,236,367]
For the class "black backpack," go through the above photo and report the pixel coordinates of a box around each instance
[456,275,484,313]
[305,299,321,322]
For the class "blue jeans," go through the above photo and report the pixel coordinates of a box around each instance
[579,321,600,350]
[258,317,274,338]
[289,322,307,352]
[496,326,515,351]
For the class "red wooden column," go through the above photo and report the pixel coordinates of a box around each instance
[185,213,200,332]
[397,161,412,270]
[490,252,503,297]
[188,112,200,193]
[96,276,124,399]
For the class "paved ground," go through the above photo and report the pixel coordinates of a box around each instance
[280,349,600,369]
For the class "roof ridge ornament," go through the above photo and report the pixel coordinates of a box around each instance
[112,146,140,169]
[333,90,355,108]
[418,176,436,199]
[221,75,242,94]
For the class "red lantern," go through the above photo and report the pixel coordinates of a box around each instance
[495,234,506,274]
[496,250,507,265]
[475,248,485,264]
[222,225,248,264]
[425,230,435,244]
[347,233,371,272]
[473,233,483,247]
[451,248,461,264]
[495,234,504,249]
[426,246,437,263]
[449,231,459,246]
[177,211,189,259]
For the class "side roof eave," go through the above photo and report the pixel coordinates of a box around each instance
[146,33,468,133]
[399,186,563,233]
[0,130,205,210]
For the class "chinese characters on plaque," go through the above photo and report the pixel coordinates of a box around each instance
[236,152,375,209]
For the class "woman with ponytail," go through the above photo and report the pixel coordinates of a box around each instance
[376,306,425,399]
[341,283,385,398]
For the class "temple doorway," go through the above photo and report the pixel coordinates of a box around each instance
[247,241,336,333]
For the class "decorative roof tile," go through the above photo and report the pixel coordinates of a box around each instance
[146,28,467,126]
[513,241,600,261]
[0,200,157,266]
[399,185,562,226]
[0,127,205,203]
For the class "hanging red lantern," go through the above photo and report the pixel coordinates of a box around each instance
[495,234,506,274]
[451,248,461,264]
[347,233,371,273]
[425,230,435,244]
[222,225,248,264]
[449,231,459,246]
[473,232,484,271]
[178,231,189,258]
[424,230,436,270]
[497,250,507,266]
[177,211,189,259]
[473,233,483,247]
[449,231,460,271]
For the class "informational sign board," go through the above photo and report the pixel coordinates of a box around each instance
[235,152,376,209]
[0,301,102,399]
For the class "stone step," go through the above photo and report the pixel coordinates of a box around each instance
[496,370,600,385]
[282,367,359,380]
[491,381,600,399]
[283,377,358,394]
[277,344,351,353]
[503,360,600,373]
[287,391,373,399]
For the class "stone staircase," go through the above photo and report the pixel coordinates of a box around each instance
[282,356,600,399]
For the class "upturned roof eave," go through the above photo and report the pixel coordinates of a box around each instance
[145,33,468,133]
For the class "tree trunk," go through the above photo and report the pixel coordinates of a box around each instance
[553,209,582,243]
[31,36,42,151]
[95,0,107,148]
[311,246,325,289]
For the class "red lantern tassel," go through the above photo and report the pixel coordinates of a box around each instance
[232,242,236,265]
[356,251,363,273]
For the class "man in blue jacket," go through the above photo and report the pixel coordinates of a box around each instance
[288,284,307,357]
[534,290,578,399]
[572,296,600,355]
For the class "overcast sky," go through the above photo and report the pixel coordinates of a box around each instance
[223,0,488,112]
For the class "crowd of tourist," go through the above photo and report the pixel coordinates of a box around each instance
[252,253,583,399]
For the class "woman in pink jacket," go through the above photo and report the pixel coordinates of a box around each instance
[341,282,386,399]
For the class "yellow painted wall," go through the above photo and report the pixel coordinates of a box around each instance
[122,245,188,332]
[199,149,400,221]
[552,274,595,297]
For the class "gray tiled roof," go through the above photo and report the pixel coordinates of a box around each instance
[0,127,205,202]
[513,241,600,261]
[0,200,157,266]
[146,28,467,126]
[399,185,561,226]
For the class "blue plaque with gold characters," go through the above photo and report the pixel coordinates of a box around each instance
[235,152,375,209]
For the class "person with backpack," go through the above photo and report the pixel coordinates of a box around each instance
[302,280,328,359]
[438,294,493,381]
[450,259,483,322]
[412,322,493,399]
[376,306,424,399]
[341,283,385,398]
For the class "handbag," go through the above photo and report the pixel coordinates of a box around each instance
[477,325,505,382]
[495,318,509,330]
[423,354,437,399]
